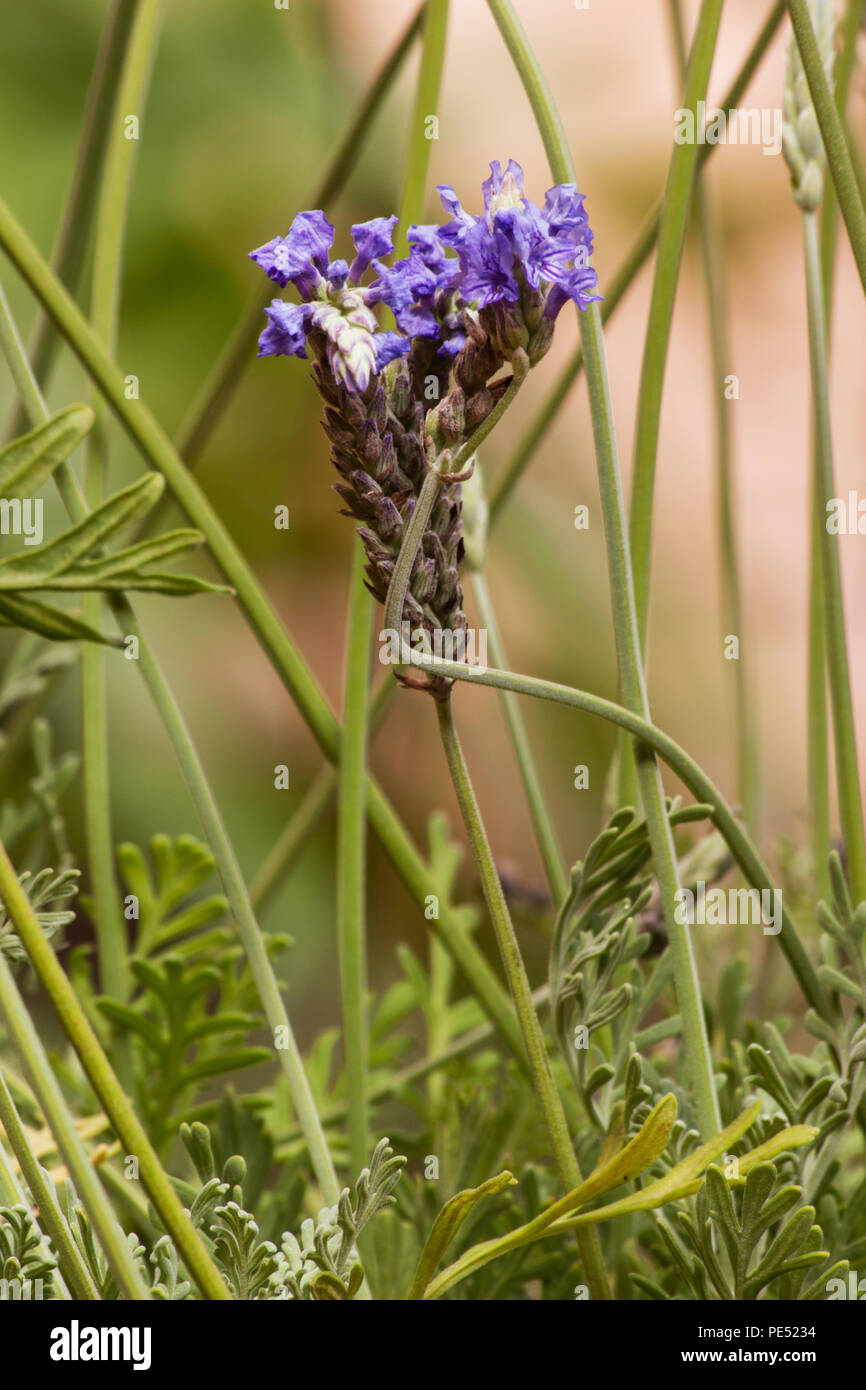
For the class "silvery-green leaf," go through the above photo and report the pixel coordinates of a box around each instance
[0,474,164,587]
[0,405,93,501]
[0,593,118,644]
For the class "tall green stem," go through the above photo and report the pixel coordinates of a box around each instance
[5,0,142,442]
[435,698,610,1300]
[668,0,757,835]
[788,0,866,297]
[811,0,864,901]
[337,542,373,1179]
[81,0,162,1040]
[336,0,449,1187]
[485,0,721,1139]
[802,211,866,904]
[629,0,725,645]
[488,0,786,522]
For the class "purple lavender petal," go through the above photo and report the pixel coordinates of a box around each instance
[349,214,399,281]
[256,299,311,357]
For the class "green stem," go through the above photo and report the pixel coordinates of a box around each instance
[802,210,866,905]
[4,0,141,442]
[0,940,151,1299]
[407,646,830,1020]
[812,0,864,903]
[435,698,611,1301]
[384,359,527,648]
[788,0,866,298]
[629,0,725,645]
[384,461,444,646]
[81,0,162,1038]
[471,570,568,905]
[818,0,866,307]
[808,474,832,903]
[485,0,721,1139]
[337,0,449,1189]
[669,0,757,833]
[337,542,373,1178]
[0,1070,99,1300]
[489,0,786,521]
[0,189,525,1070]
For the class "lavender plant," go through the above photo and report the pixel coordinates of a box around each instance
[0,0,864,1318]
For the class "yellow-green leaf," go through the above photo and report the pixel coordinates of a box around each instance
[407,1170,516,1300]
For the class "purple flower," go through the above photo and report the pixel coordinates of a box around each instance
[374,330,412,371]
[435,160,600,319]
[457,221,520,307]
[541,184,594,251]
[495,202,571,291]
[349,215,398,282]
[481,158,525,216]
[249,210,335,299]
[257,299,311,358]
[369,244,458,345]
[544,263,602,320]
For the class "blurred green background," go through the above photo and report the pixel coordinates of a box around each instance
[1,0,865,1040]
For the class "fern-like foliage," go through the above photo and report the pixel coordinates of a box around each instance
[638,1162,846,1301]
[80,835,286,1150]
[0,1204,57,1299]
[0,865,79,962]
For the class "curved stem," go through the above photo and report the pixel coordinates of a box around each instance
[435,698,610,1301]
[384,458,443,647]
[485,0,721,1139]
[802,210,866,904]
[384,359,527,653]
[406,646,830,1019]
